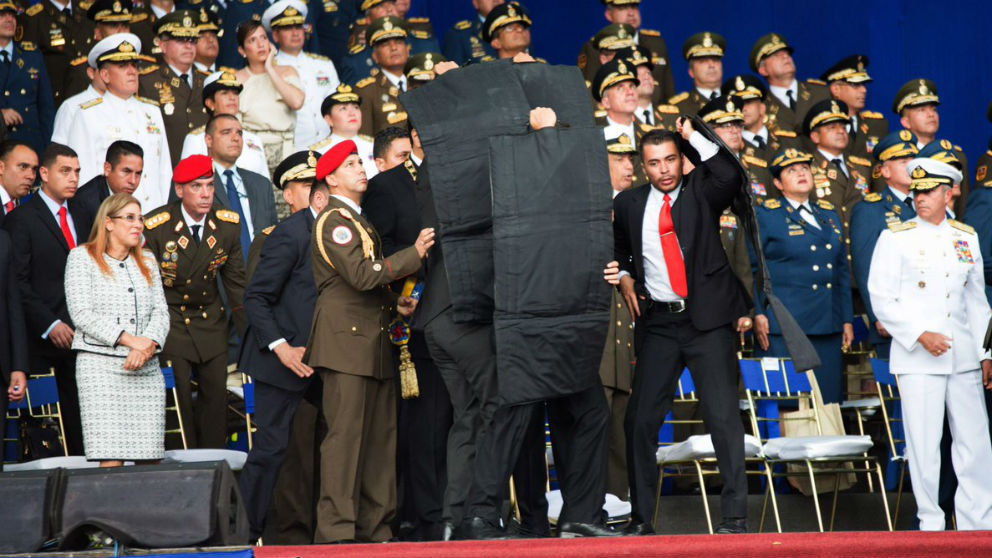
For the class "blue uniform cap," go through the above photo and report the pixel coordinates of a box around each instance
[873,130,919,162]
[770,148,814,178]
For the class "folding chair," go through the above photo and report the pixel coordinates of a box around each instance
[741,357,892,533]
[870,358,908,524]
[241,372,256,450]
[10,370,69,457]
[161,362,189,449]
[651,368,764,533]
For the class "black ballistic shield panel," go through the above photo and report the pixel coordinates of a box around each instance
[489,127,613,404]
[0,469,61,553]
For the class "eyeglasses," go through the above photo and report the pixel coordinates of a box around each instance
[111,214,144,223]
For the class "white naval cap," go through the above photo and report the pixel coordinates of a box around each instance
[261,0,307,32]
[87,32,142,69]
[906,157,964,191]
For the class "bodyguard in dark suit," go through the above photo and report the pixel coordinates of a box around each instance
[0,3,55,155]
[613,122,750,534]
[3,143,92,455]
[69,140,144,218]
[0,228,27,432]
[0,139,37,229]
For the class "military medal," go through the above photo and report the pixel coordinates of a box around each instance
[954,240,974,264]
[165,240,177,252]
[164,102,175,116]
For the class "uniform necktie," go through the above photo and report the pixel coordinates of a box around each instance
[658,193,687,298]
[709,91,718,100]
[754,135,765,149]
[785,89,796,111]
[180,73,190,89]
[831,158,848,179]
[224,169,251,260]
[190,224,201,244]
[904,197,914,210]
[3,200,13,213]
[643,109,652,126]
[0,51,8,65]
[57,207,75,249]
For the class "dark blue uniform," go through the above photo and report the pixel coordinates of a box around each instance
[215,0,322,69]
[752,198,853,404]
[337,35,441,86]
[441,17,494,65]
[0,43,54,154]
[964,184,992,305]
[849,187,915,357]
[307,0,360,68]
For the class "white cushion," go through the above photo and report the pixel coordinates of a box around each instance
[546,490,631,522]
[656,434,762,463]
[163,449,248,471]
[839,397,880,409]
[3,456,104,471]
[762,435,873,460]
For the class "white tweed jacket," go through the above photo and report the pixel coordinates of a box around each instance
[65,247,170,358]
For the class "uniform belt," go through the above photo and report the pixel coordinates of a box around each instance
[645,299,686,313]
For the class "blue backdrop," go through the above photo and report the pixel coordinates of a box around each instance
[411,0,992,172]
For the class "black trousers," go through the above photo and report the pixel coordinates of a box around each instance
[626,306,746,526]
[32,351,82,456]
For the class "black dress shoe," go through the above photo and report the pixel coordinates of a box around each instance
[458,517,510,540]
[715,518,747,534]
[558,521,625,538]
[441,521,457,541]
[623,521,655,536]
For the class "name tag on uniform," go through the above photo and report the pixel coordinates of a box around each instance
[788,224,804,236]
[955,240,974,264]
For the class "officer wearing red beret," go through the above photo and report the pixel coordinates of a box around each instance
[305,140,434,543]
[143,154,248,449]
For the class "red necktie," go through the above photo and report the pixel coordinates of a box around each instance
[58,206,75,249]
[3,200,13,214]
[659,194,687,297]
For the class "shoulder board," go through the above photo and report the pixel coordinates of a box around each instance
[308,137,332,150]
[763,199,781,209]
[887,220,917,233]
[215,209,240,224]
[358,133,373,143]
[775,130,797,138]
[668,92,689,104]
[954,144,963,152]
[656,104,679,114]
[348,43,366,55]
[949,219,975,235]
[806,78,826,86]
[410,30,430,40]
[305,52,330,61]
[816,199,835,211]
[189,125,205,134]
[135,95,159,106]
[355,16,368,25]
[859,110,883,119]
[330,207,353,220]
[535,57,547,64]
[742,155,767,168]
[131,11,148,22]
[145,211,170,230]
[407,16,430,23]
[261,225,275,236]
[387,111,408,124]
[70,56,88,67]
[25,3,42,15]
[139,64,159,75]
[639,123,654,133]
[138,54,157,63]
[639,28,660,37]
[80,97,103,110]
[356,76,375,88]
[196,68,210,77]
[20,41,37,51]
[863,192,882,202]
[593,109,607,119]
[480,55,495,62]
[848,155,871,167]
[454,19,471,30]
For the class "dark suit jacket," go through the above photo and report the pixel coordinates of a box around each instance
[2,192,93,360]
[69,175,111,222]
[613,141,752,332]
[0,229,29,418]
[240,208,317,392]
[410,161,451,330]
[213,166,279,238]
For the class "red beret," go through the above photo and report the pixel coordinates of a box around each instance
[173,154,214,184]
[315,140,359,181]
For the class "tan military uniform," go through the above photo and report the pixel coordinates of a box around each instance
[742,127,801,165]
[764,79,831,135]
[595,114,654,186]
[347,15,435,51]
[355,72,407,138]
[810,150,872,244]
[139,64,210,167]
[718,207,753,295]
[846,110,889,160]
[143,202,247,449]
[975,149,992,190]
[669,89,712,116]
[578,28,675,105]
[599,287,634,500]
[129,7,157,58]
[17,0,95,107]
[741,152,776,202]
[305,196,421,543]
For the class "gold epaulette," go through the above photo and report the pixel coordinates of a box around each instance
[742,155,767,168]
[261,225,275,235]
[387,111,408,124]
[305,52,330,61]
[134,95,159,106]
[196,68,210,76]
[138,54,156,63]
[309,137,333,151]
[656,104,679,114]
[860,110,884,119]
[775,129,797,138]
[949,219,975,235]
[348,43,365,55]
[763,198,781,209]
[639,28,660,37]
[954,144,963,152]
[215,209,240,224]
[139,64,159,75]
[355,16,368,25]
[848,155,871,167]
[816,199,835,211]
[356,76,375,88]
[410,30,430,40]
[593,109,607,118]
[189,125,205,134]
[864,192,882,202]
[20,41,37,51]
[668,92,689,104]
[887,220,917,233]
[454,19,471,30]
[145,211,170,230]
[806,78,826,86]
[25,3,42,15]
[80,97,103,110]
[70,56,88,67]
[131,12,148,22]
[639,122,654,133]
[407,16,429,23]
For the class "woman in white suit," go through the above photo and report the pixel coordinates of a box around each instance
[65,193,170,467]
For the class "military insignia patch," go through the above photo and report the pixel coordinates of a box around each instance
[332,225,353,245]
[206,235,216,249]
[719,215,737,229]
[954,240,974,264]
[750,182,766,196]
[178,236,190,249]
[978,165,987,182]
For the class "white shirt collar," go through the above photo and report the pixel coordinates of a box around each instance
[48,0,68,12]
[310,206,320,220]
[194,61,215,73]
[169,64,192,83]
[605,115,636,143]
[635,104,655,124]
[409,153,422,167]
[38,188,68,216]
[742,127,768,144]
[785,196,812,212]
[180,204,206,229]
[649,182,682,204]
[888,186,910,203]
[769,79,798,107]
[0,185,11,206]
[818,148,845,166]
[381,70,406,92]
[331,194,362,215]
[0,42,13,58]
[696,87,718,100]
[150,3,172,19]
[214,162,243,189]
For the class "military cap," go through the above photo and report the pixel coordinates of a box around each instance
[196,6,221,34]
[273,150,318,190]
[174,154,214,183]
[262,0,306,32]
[749,33,793,72]
[202,69,242,102]
[906,157,962,192]
[918,139,962,170]
[770,148,814,178]
[316,140,358,180]
[682,31,725,61]
[405,52,446,83]
[606,134,637,155]
[802,99,850,136]
[721,74,766,101]
[873,130,919,162]
[698,95,744,125]
[360,0,392,10]
[0,0,16,13]
[601,0,640,5]
[320,84,361,115]
[614,44,652,70]
[155,10,200,39]
[594,23,635,52]
[821,55,871,84]
[86,0,133,23]
[88,32,142,68]
[482,2,531,43]
[367,15,408,47]
[892,78,939,114]
[591,57,638,102]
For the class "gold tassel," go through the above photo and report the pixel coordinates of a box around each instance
[399,345,419,399]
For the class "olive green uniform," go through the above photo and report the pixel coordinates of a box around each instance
[578,28,674,105]
[355,72,407,138]
[139,63,209,168]
[598,288,634,500]
[17,0,94,107]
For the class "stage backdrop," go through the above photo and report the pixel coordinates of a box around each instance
[411,0,992,177]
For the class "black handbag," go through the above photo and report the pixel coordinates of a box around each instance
[18,416,64,461]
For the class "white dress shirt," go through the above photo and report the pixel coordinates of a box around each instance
[769,79,799,110]
[39,189,77,338]
[180,124,270,178]
[180,205,206,240]
[331,194,362,215]
[696,87,718,101]
[818,148,849,177]
[785,197,821,229]
[604,116,636,145]
[215,162,255,240]
[381,69,407,94]
[742,126,769,147]
[635,104,655,126]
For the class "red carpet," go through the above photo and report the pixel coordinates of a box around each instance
[255,530,992,558]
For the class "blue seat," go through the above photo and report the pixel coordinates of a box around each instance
[161,365,189,449]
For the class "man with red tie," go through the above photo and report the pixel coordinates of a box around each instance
[613,119,751,534]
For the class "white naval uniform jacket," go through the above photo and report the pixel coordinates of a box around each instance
[868,216,991,375]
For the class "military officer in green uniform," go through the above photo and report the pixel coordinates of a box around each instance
[722,73,801,165]
[305,139,433,543]
[347,0,436,53]
[669,31,726,116]
[138,10,209,167]
[750,33,830,136]
[975,100,992,190]
[612,44,679,131]
[593,58,649,186]
[820,55,888,160]
[354,16,409,137]
[143,154,247,449]
[17,0,95,107]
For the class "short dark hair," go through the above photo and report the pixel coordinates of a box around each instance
[105,140,144,166]
[39,143,78,169]
[236,20,264,47]
[309,179,329,201]
[205,113,240,136]
[373,126,410,159]
[0,139,33,162]
[638,129,682,160]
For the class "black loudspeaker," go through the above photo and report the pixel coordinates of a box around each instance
[57,460,249,549]
[0,469,61,553]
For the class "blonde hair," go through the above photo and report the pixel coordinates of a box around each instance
[85,193,153,283]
